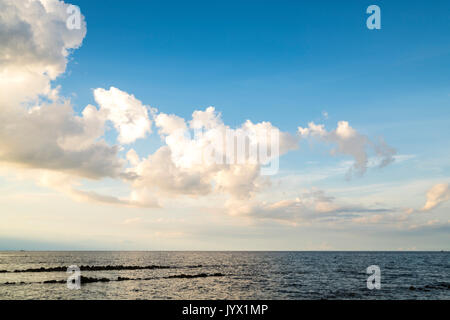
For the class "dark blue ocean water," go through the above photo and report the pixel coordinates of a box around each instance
[0,251,448,299]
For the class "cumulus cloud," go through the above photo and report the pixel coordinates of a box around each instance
[94,87,152,144]
[125,107,297,201]
[151,107,297,170]
[0,0,86,106]
[129,146,213,197]
[422,183,450,211]
[0,99,124,178]
[298,121,396,178]
[0,0,124,179]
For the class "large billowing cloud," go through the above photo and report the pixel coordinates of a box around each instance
[422,183,450,211]
[0,0,124,179]
[125,107,297,202]
[298,121,396,178]
[0,0,86,106]
[0,101,123,179]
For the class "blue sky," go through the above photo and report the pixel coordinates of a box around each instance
[1,0,449,250]
[60,0,450,166]
[62,0,450,120]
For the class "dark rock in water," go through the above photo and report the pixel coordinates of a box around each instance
[18,272,226,287]
[168,273,207,279]
[80,265,171,271]
[43,280,56,284]
[80,276,110,284]
[211,273,224,277]
[40,277,111,285]
[117,277,131,281]
[14,266,67,273]
[4,281,29,285]
[9,264,189,273]
[43,279,65,284]
[7,263,208,274]
[165,273,224,279]
[409,286,416,290]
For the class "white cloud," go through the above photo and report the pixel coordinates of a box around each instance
[225,188,391,224]
[68,188,159,208]
[155,112,187,136]
[125,107,297,201]
[0,0,86,107]
[298,121,396,178]
[10,168,160,208]
[0,98,123,179]
[0,0,124,179]
[422,183,450,211]
[129,146,213,197]
[94,87,152,144]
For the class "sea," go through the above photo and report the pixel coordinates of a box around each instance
[0,251,448,300]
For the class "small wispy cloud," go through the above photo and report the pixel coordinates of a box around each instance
[421,183,450,211]
[298,121,396,179]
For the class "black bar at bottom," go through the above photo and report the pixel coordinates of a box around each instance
[0,300,447,319]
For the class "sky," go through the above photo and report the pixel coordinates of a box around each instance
[0,0,449,250]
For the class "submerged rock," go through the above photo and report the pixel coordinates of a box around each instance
[6,272,227,286]
[165,273,224,279]
[117,276,131,281]
[80,276,110,284]
[43,279,65,284]
[9,264,205,273]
